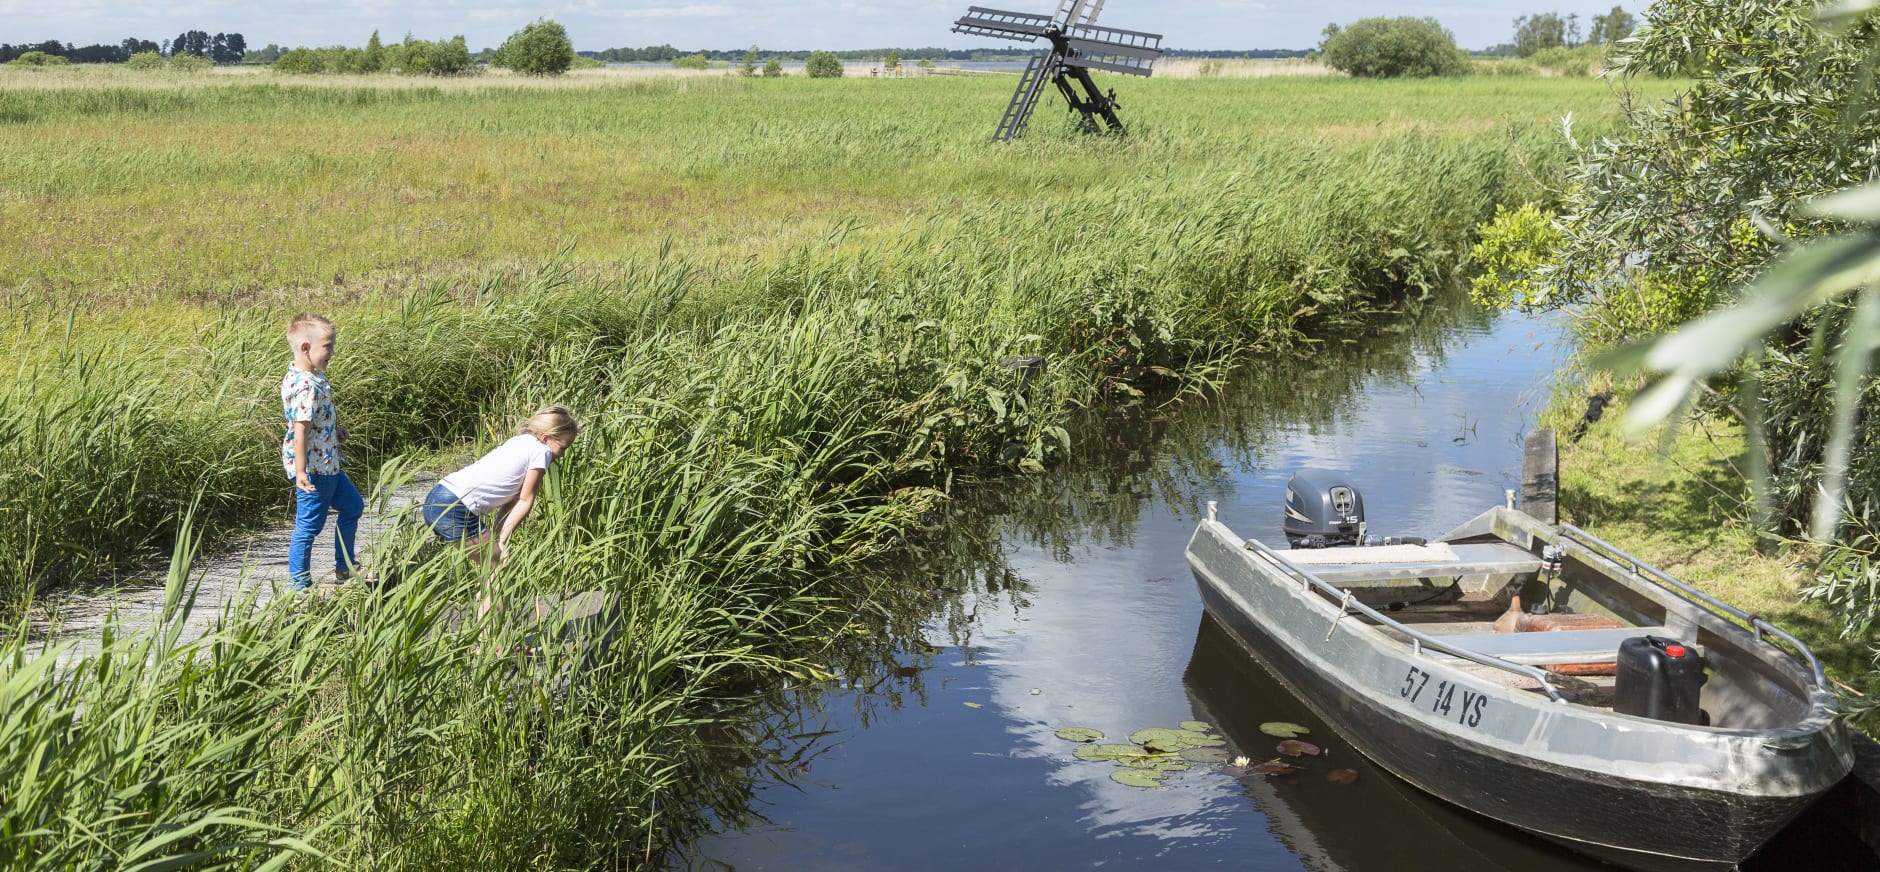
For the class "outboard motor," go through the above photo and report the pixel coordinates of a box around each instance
[1284,469,1366,548]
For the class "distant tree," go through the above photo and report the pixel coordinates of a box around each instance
[121,37,159,58]
[1319,17,1468,78]
[1588,5,1636,45]
[740,45,758,76]
[882,49,899,73]
[1513,13,1568,57]
[171,30,211,58]
[397,34,472,75]
[672,52,710,70]
[168,52,212,72]
[804,50,843,78]
[125,50,164,70]
[763,57,783,77]
[9,51,69,67]
[495,19,574,75]
[361,30,385,72]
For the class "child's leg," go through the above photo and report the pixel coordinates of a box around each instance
[330,472,365,578]
[287,476,338,591]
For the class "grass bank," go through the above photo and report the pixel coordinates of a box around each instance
[0,74,1644,866]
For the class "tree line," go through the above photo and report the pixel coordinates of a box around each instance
[0,31,245,64]
[584,45,1313,63]
[1318,6,1639,79]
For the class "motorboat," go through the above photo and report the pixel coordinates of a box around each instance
[1185,469,1853,871]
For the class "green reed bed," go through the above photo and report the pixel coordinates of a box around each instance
[0,74,1640,867]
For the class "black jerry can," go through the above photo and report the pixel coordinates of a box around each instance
[1614,635,1708,725]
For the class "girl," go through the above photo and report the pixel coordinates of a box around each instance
[422,406,580,608]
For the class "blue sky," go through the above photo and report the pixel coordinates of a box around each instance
[9,1,1645,53]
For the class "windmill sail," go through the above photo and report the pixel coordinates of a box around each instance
[995,53,1057,142]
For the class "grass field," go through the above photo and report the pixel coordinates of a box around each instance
[0,70,1652,868]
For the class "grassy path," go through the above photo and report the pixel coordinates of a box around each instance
[27,482,428,670]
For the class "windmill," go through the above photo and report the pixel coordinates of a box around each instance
[952,0,1164,142]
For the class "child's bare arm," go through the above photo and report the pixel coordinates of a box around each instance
[492,468,546,562]
[293,421,315,492]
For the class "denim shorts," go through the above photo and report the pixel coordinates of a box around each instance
[421,483,483,542]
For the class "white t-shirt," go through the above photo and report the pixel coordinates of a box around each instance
[438,434,555,516]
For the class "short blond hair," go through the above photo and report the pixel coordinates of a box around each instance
[520,405,580,442]
[287,312,335,343]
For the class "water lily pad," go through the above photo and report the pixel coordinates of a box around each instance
[1111,769,1167,789]
[1277,739,1321,757]
[1259,722,1310,738]
[1118,757,1191,772]
[1327,768,1360,785]
[1251,760,1301,776]
[1179,720,1214,733]
[1076,743,1153,762]
[1179,747,1231,764]
[1056,727,1104,743]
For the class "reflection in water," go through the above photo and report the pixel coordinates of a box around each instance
[680,291,1608,871]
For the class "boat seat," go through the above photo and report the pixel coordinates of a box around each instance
[1276,542,1543,586]
[1429,626,1676,665]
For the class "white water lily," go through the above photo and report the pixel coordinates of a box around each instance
[1233,756,1251,768]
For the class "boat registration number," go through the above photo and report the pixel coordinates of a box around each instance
[1398,666,1488,728]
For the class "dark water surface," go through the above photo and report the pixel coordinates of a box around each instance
[681,297,1626,871]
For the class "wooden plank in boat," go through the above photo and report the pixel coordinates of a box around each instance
[1431,626,1673,665]
[1273,541,1543,585]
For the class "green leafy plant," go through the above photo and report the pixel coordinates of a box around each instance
[804,50,843,79]
[494,19,574,76]
[1319,17,1469,78]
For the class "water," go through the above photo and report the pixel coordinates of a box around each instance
[677,296,1701,870]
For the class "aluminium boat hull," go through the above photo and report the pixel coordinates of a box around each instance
[1186,512,1851,871]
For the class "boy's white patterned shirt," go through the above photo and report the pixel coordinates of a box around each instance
[280,367,342,477]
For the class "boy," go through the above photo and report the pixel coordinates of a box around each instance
[282,312,363,591]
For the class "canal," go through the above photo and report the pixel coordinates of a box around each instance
[675,293,1839,870]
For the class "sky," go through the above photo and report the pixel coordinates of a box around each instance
[8,1,1645,53]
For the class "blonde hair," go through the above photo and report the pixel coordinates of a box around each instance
[520,405,580,442]
[287,312,335,343]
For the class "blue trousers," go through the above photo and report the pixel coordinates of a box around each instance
[289,471,364,590]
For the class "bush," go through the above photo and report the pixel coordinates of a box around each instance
[8,51,69,67]
[763,58,783,77]
[125,51,165,70]
[571,55,604,70]
[494,19,574,76]
[1320,17,1468,78]
[804,51,843,79]
[672,53,710,70]
[167,53,213,73]
[397,35,473,76]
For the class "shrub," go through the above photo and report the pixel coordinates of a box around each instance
[9,51,69,67]
[571,55,604,70]
[1320,17,1469,78]
[125,51,165,71]
[763,58,783,77]
[804,51,843,79]
[740,46,758,77]
[168,53,213,73]
[494,19,574,76]
[272,48,328,74]
[672,53,710,70]
[397,35,473,76]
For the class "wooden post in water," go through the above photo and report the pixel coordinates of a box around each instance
[1521,428,1558,525]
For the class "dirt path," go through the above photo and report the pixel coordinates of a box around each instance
[29,482,431,669]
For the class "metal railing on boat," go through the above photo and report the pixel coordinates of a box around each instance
[1554,524,1830,690]
[1230,529,1571,704]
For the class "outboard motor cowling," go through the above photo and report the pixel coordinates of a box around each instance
[1284,469,1366,548]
